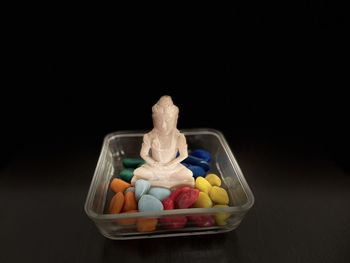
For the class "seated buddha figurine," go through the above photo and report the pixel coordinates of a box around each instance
[131,96,194,189]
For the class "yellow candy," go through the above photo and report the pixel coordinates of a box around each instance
[209,186,229,205]
[213,204,230,225]
[195,177,212,194]
[205,173,221,187]
[193,192,213,208]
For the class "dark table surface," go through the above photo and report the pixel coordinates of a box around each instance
[2,3,348,261]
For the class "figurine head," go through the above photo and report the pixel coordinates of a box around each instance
[152,96,179,135]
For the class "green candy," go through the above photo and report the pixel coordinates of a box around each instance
[119,168,134,182]
[122,158,145,168]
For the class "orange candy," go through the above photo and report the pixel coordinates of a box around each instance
[110,178,131,193]
[116,210,138,225]
[109,192,125,214]
[123,192,137,212]
[136,218,158,232]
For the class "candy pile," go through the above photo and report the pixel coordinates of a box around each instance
[108,149,231,232]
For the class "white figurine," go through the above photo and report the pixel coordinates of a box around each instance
[131,96,194,189]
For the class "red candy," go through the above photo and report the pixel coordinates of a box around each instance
[169,186,191,201]
[162,197,174,210]
[159,187,201,229]
[159,216,188,229]
[188,215,215,227]
[161,194,187,229]
[175,188,200,209]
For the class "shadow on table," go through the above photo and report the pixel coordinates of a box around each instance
[102,232,245,263]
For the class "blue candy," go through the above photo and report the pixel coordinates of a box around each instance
[135,179,151,200]
[138,194,164,212]
[124,187,135,194]
[190,149,211,162]
[182,155,210,172]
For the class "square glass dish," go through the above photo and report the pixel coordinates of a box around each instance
[84,129,254,240]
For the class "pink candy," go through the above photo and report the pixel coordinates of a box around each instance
[160,216,188,229]
[162,197,174,210]
[175,188,200,209]
[161,195,187,229]
[169,186,192,201]
[160,187,201,229]
[188,215,215,227]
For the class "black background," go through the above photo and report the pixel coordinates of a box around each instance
[1,3,349,263]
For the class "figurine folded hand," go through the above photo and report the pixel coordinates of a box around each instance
[150,161,161,168]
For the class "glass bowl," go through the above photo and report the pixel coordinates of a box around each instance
[84,128,254,240]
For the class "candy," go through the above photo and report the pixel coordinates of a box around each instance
[190,149,211,162]
[124,187,135,194]
[138,194,164,212]
[148,187,171,201]
[209,186,229,205]
[108,142,233,231]
[110,178,131,193]
[169,186,191,201]
[195,177,212,194]
[135,179,151,200]
[136,218,158,232]
[123,192,137,212]
[175,188,200,209]
[192,192,213,208]
[162,197,174,210]
[160,216,187,229]
[182,155,210,171]
[109,192,125,214]
[116,210,138,225]
[122,158,145,168]
[188,215,215,227]
[205,173,221,187]
[213,205,230,225]
[163,192,189,228]
[119,168,134,182]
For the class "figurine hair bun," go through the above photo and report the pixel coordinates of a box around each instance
[152,96,179,116]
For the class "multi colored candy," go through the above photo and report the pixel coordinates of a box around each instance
[108,149,232,232]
